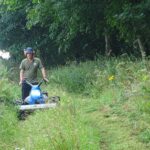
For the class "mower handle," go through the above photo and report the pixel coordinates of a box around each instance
[25,79,45,87]
[25,80,33,87]
[38,79,44,86]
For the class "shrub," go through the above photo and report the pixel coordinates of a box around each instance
[49,62,95,93]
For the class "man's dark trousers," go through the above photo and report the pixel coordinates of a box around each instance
[22,81,31,100]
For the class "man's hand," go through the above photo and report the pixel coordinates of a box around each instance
[19,81,22,85]
[43,77,49,82]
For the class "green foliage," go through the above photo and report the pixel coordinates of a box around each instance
[0,78,20,104]
[0,61,8,77]
[0,62,20,150]
[2,57,150,149]
[139,129,150,143]
[137,80,150,114]
[139,101,150,114]
[17,108,100,150]
[106,0,150,47]
[14,57,150,149]
[0,0,150,64]
[0,1,59,63]
[48,56,146,98]
[0,104,19,150]
[0,62,20,103]
[49,62,95,93]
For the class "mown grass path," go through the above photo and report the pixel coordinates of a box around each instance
[89,105,148,150]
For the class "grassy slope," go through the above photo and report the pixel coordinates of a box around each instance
[1,57,150,149]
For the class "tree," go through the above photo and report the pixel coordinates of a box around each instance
[0,0,149,64]
[106,0,150,60]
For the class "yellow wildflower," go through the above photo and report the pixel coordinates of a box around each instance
[108,75,114,81]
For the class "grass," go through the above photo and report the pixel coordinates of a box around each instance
[0,104,19,150]
[1,56,150,149]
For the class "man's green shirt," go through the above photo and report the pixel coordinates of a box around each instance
[20,57,43,82]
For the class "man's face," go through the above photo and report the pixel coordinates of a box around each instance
[26,53,34,60]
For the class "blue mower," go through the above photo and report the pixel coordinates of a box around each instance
[17,79,60,120]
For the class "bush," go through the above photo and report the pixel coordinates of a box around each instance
[49,62,95,93]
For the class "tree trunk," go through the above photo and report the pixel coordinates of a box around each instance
[137,37,146,61]
[104,28,112,57]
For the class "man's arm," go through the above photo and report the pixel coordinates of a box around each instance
[41,67,49,82]
[19,69,24,85]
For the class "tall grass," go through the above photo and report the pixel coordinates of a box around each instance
[1,57,150,149]
[0,61,20,103]
[49,62,96,93]
[17,107,100,150]
[0,104,19,150]
[0,61,20,150]
[48,57,148,98]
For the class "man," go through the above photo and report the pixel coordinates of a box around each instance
[19,47,48,101]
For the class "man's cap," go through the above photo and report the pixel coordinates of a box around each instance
[25,47,34,53]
